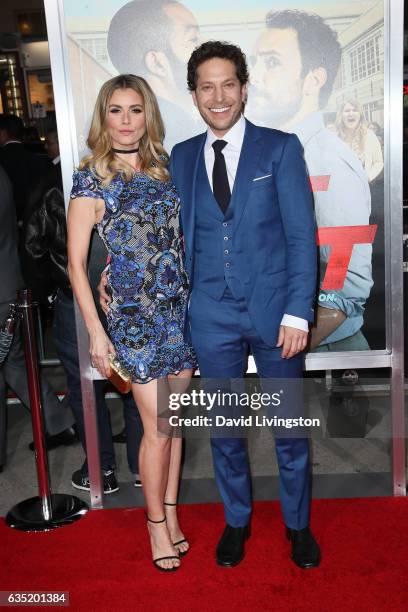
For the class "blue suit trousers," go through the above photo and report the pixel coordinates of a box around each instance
[189,288,310,530]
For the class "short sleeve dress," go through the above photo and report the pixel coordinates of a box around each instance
[70,167,196,383]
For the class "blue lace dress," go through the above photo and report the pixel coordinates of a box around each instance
[70,167,196,383]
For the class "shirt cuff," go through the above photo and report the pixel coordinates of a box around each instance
[280,314,309,332]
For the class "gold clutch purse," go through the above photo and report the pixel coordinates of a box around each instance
[108,354,132,395]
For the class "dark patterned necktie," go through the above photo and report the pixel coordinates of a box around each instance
[212,140,231,214]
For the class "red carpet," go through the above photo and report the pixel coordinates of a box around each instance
[1,498,407,611]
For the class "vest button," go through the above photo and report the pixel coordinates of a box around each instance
[225,262,230,268]
[224,236,229,241]
[224,249,229,255]
[223,222,228,227]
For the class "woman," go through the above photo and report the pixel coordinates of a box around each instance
[67,74,196,572]
[335,99,383,182]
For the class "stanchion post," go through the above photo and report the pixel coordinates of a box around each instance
[6,289,88,531]
[18,290,52,520]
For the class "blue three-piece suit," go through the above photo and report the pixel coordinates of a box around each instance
[170,119,317,529]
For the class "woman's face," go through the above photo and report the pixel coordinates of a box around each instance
[341,103,361,131]
[106,87,146,149]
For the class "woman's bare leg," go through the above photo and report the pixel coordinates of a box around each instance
[165,368,193,554]
[132,379,180,570]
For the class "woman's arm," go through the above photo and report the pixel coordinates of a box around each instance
[67,197,115,377]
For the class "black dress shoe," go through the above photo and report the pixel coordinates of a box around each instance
[216,524,250,567]
[286,526,321,569]
[29,426,78,451]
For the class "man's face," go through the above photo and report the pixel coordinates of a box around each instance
[45,132,59,159]
[192,58,247,137]
[249,27,304,128]
[164,3,199,65]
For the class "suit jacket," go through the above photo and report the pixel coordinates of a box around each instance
[170,119,317,345]
[0,164,24,304]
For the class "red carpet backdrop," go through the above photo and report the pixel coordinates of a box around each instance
[1,499,407,611]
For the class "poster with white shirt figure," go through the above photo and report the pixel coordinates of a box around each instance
[63,0,385,352]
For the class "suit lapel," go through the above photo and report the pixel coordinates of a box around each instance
[228,120,263,228]
[181,133,206,257]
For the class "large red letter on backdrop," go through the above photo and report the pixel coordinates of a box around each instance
[317,225,377,290]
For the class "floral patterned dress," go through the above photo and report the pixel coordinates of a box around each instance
[70,167,196,383]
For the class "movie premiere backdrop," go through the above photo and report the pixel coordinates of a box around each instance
[62,0,386,354]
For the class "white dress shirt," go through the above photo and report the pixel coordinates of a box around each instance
[204,114,308,333]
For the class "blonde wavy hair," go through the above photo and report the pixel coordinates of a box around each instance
[335,98,367,154]
[79,74,169,184]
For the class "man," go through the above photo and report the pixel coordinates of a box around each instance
[44,128,60,162]
[173,41,319,569]
[100,41,320,568]
[0,163,76,471]
[249,10,373,351]
[0,114,51,224]
[107,0,202,147]
[21,129,64,301]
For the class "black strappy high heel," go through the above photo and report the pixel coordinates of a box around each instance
[146,515,180,572]
[164,502,189,557]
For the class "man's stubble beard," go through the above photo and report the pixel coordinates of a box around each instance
[246,86,303,130]
[166,47,190,97]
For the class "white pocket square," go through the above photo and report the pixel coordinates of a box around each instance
[253,174,272,182]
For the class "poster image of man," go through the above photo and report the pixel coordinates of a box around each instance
[64,0,385,352]
[249,9,380,351]
[107,0,203,145]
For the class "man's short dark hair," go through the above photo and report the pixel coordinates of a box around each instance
[187,41,249,92]
[0,114,24,140]
[107,0,181,75]
[266,10,341,108]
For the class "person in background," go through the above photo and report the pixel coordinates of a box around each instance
[0,163,76,472]
[23,128,144,493]
[335,99,384,183]
[0,114,51,224]
[23,125,47,155]
[44,128,60,162]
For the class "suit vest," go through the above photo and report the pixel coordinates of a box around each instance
[192,155,245,301]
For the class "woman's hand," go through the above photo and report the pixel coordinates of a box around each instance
[89,328,116,378]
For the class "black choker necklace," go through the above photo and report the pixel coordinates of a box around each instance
[112,147,139,154]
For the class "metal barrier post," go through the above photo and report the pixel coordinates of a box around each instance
[6,289,89,531]
[34,302,46,362]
